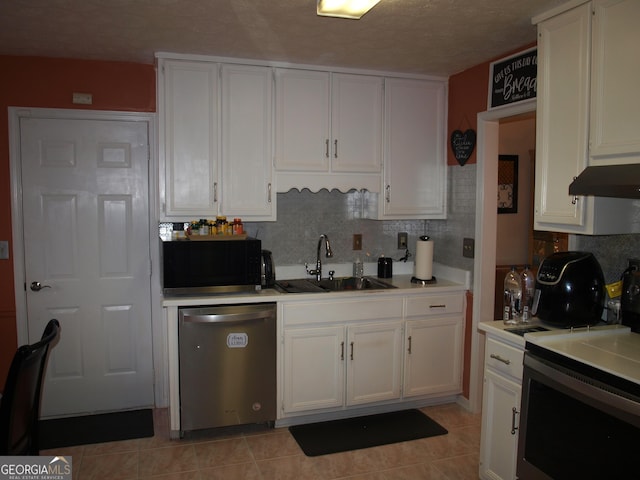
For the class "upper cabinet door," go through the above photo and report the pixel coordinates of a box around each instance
[589,0,640,163]
[160,60,219,219]
[220,64,275,220]
[535,3,591,229]
[274,69,331,172]
[381,78,447,219]
[331,73,383,173]
[274,69,383,174]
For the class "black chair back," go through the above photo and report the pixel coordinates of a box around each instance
[0,319,60,455]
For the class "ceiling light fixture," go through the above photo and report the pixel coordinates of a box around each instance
[317,0,381,19]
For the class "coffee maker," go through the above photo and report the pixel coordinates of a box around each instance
[533,251,605,327]
[621,262,640,332]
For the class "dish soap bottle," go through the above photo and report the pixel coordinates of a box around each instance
[503,266,522,325]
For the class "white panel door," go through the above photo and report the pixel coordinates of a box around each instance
[19,116,154,417]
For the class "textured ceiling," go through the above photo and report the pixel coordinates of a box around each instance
[0,0,567,76]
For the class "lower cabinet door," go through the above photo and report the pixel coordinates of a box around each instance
[479,368,522,480]
[282,326,345,413]
[346,321,403,406]
[403,316,463,397]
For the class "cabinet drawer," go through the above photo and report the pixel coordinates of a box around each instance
[283,297,403,326]
[406,294,464,317]
[485,337,524,381]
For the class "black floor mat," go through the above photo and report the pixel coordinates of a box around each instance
[39,409,154,449]
[289,409,447,457]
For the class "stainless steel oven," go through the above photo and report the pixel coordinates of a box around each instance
[517,342,640,479]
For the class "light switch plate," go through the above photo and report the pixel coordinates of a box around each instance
[463,237,475,258]
[397,232,408,249]
[353,234,362,250]
[0,240,9,260]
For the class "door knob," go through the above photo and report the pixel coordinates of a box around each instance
[30,281,51,291]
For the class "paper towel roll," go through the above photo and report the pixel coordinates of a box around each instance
[415,239,434,280]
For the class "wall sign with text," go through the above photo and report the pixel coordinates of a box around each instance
[488,47,537,109]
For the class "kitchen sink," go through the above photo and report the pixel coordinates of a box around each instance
[311,276,396,291]
[276,276,396,293]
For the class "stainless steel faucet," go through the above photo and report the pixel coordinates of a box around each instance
[306,234,333,281]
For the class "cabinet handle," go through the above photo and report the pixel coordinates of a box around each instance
[350,341,354,360]
[489,353,511,365]
[407,335,412,354]
[334,139,338,158]
[511,407,519,435]
[267,183,272,203]
[325,139,330,158]
[385,185,391,203]
[213,182,218,203]
[340,341,344,360]
[571,176,579,205]
[429,304,446,309]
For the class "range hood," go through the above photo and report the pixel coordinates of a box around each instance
[568,164,640,198]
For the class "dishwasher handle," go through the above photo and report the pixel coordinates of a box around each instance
[181,310,274,325]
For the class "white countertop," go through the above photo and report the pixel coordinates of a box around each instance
[478,319,558,348]
[523,325,640,386]
[162,262,470,307]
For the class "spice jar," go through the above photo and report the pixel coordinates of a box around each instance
[233,218,243,235]
[215,215,227,235]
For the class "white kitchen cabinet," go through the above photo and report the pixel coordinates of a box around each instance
[589,0,640,164]
[534,1,638,234]
[281,297,403,415]
[283,325,345,412]
[280,290,465,418]
[346,321,403,406]
[403,293,464,397]
[380,77,447,219]
[158,58,275,221]
[274,69,383,192]
[159,59,219,218]
[479,336,524,480]
[282,321,403,414]
[220,64,275,220]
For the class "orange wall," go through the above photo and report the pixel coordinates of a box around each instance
[0,56,155,385]
[447,42,535,166]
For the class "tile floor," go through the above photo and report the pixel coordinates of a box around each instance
[41,403,481,480]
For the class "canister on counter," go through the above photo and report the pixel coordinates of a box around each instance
[377,256,393,278]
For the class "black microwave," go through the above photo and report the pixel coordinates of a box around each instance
[161,237,262,295]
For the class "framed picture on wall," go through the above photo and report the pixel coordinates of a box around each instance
[498,154,518,214]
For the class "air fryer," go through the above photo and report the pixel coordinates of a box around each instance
[533,251,605,327]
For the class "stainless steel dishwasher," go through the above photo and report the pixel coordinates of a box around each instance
[178,303,276,433]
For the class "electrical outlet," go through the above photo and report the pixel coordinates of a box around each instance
[0,240,8,260]
[397,232,408,249]
[463,237,475,258]
[353,234,362,250]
